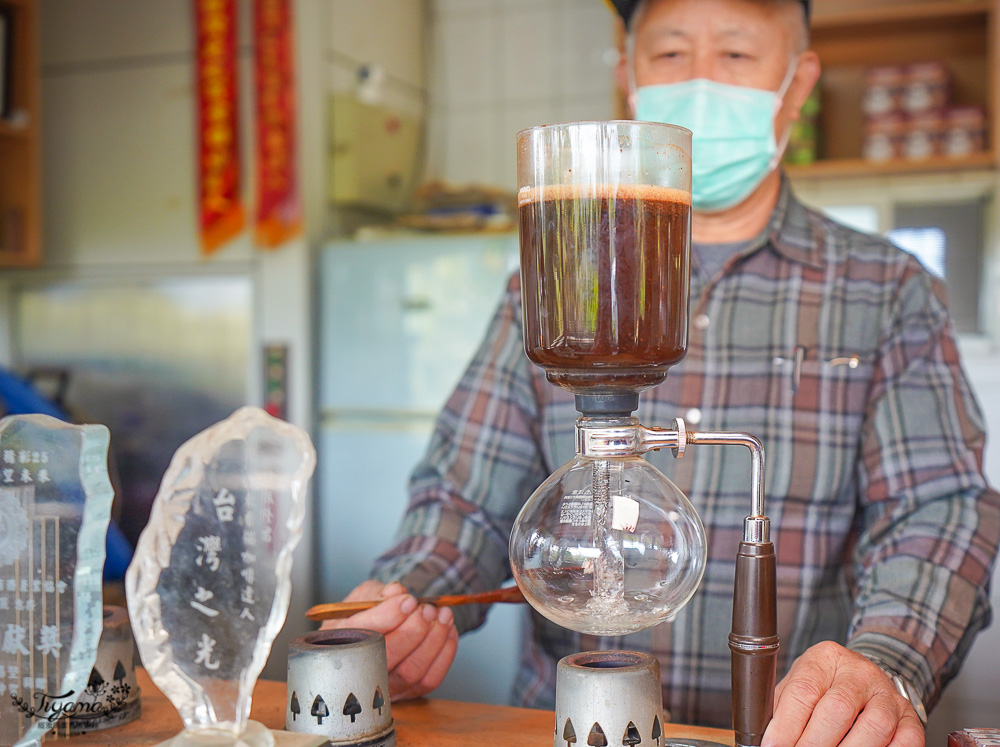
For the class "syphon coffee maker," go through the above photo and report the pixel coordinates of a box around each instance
[508,121,778,747]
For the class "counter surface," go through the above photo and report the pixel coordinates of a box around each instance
[58,669,736,746]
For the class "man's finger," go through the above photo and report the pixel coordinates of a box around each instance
[837,696,924,747]
[773,673,787,705]
[382,603,437,670]
[417,624,459,693]
[886,712,926,747]
[342,580,406,603]
[794,683,868,747]
[762,674,826,747]
[831,694,899,747]
[391,608,456,697]
[395,623,459,701]
[321,590,419,633]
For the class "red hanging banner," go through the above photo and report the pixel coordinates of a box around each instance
[196,0,243,255]
[254,0,302,249]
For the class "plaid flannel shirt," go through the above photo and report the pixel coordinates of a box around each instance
[372,178,1000,728]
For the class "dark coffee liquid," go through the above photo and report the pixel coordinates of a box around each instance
[519,184,691,394]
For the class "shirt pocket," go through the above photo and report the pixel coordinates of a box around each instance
[772,349,874,419]
[767,348,875,506]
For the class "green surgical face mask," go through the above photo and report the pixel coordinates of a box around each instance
[635,71,795,212]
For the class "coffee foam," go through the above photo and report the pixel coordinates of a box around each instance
[517,183,692,207]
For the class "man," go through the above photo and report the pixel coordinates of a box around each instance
[329,2,1000,746]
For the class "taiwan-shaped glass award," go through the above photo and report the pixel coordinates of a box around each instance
[126,407,320,747]
[0,415,114,747]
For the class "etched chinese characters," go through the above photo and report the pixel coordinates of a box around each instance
[0,449,52,491]
[126,407,316,744]
[1,574,67,662]
[0,416,114,747]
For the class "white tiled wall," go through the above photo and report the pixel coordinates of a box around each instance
[38,0,251,266]
[426,0,619,188]
[324,0,427,119]
[321,0,427,229]
[39,1,194,67]
[326,0,425,90]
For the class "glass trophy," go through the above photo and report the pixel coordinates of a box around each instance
[126,407,323,747]
[0,415,114,747]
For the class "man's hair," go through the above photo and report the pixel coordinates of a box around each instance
[627,0,810,54]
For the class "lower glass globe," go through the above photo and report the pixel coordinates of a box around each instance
[510,454,707,636]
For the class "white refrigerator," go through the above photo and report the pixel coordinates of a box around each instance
[316,232,522,704]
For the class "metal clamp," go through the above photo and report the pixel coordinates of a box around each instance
[575,417,769,543]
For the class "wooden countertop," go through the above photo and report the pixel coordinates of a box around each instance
[57,669,735,746]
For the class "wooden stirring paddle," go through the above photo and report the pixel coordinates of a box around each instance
[306,585,525,621]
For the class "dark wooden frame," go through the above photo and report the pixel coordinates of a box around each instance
[0,4,12,119]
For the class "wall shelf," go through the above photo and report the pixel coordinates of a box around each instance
[0,119,30,138]
[811,0,992,29]
[792,0,999,180]
[0,0,41,266]
[787,151,997,180]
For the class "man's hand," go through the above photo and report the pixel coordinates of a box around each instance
[321,580,458,701]
[762,641,925,747]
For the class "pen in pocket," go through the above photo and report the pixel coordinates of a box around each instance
[772,348,863,394]
[772,345,806,394]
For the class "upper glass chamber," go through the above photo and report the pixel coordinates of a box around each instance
[516,121,693,398]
